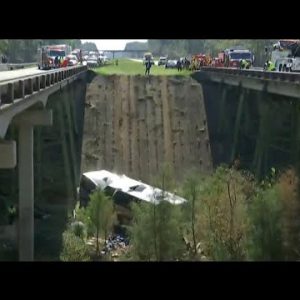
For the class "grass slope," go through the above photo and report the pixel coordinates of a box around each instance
[95,59,191,76]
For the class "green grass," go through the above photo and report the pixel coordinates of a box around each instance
[95,59,192,76]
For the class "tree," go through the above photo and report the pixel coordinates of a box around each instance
[247,185,283,260]
[147,40,276,65]
[86,189,115,255]
[125,41,148,51]
[81,42,98,52]
[182,174,202,257]
[277,168,300,260]
[195,166,251,260]
[130,165,185,261]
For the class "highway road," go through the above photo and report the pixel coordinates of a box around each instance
[0,67,47,83]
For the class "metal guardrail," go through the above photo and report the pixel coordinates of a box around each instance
[0,62,36,70]
[200,67,300,83]
[7,62,36,66]
[0,65,87,107]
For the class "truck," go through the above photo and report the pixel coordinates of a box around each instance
[268,40,300,72]
[215,48,254,69]
[37,44,72,70]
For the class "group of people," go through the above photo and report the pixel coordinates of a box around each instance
[1,55,8,63]
[144,57,191,75]
[54,56,68,68]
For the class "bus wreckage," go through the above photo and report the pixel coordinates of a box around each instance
[79,170,187,225]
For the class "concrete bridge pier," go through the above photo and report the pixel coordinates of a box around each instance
[0,140,16,169]
[14,110,52,261]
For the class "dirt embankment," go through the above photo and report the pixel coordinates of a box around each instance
[81,75,213,184]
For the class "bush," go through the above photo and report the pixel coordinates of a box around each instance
[247,185,283,260]
[195,166,251,260]
[130,201,185,261]
[60,230,90,261]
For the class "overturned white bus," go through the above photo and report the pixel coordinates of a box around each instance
[78,170,186,225]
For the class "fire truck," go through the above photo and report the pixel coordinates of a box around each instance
[268,40,300,72]
[214,48,254,68]
[37,44,72,70]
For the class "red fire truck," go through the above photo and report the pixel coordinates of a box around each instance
[37,44,72,70]
[214,48,254,68]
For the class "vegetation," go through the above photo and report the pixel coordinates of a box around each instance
[146,40,277,66]
[124,41,148,51]
[60,229,90,261]
[60,189,116,261]
[84,189,116,255]
[81,42,98,52]
[126,166,300,261]
[0,39,82,63]
[57,165,300,262]
[95,59,191,76]
[129,166,185,261]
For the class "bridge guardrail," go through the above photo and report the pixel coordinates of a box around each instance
[0,62,37,71]
[200,67,300,83]
[0,65,87,107]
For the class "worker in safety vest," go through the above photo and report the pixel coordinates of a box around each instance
[264,60,276,71]
[240,59,250,69]
[267,60,276,71]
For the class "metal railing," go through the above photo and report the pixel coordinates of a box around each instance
[0,62,37,71]
[0,65,87,106]
[200,67,300,83]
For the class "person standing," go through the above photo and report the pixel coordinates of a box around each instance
[145,59,152,75]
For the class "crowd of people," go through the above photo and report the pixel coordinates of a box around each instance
[1,55,8,63]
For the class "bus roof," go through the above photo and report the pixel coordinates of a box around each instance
[82,170,186,205]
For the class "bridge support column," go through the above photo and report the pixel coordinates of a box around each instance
[217,85,228,135]
[15,110,52,261]
[0,140,16,169]
[18,122,34,261]
[231,87,246,162]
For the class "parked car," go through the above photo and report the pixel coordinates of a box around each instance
[158,56,168,66]
[165,60,178,69]
[66,54,78,66]
[86,56,98,68]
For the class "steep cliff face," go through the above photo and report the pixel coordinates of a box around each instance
[82,75,213,184]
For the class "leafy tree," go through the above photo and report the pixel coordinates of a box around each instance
[81,42,98,52]
[147,40,276,65]
[181,173,202,257]
[277,168,300,260]
[125,41,148,51]
[86,189,116,255]
[247,184,283,260]
[130,165,185,261]
[195,166,251,260]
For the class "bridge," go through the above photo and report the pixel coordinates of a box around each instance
[0,65,88,261]
[0,64,300,261]
[193,67,300,177]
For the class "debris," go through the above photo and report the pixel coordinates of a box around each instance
[100,234,130,260]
